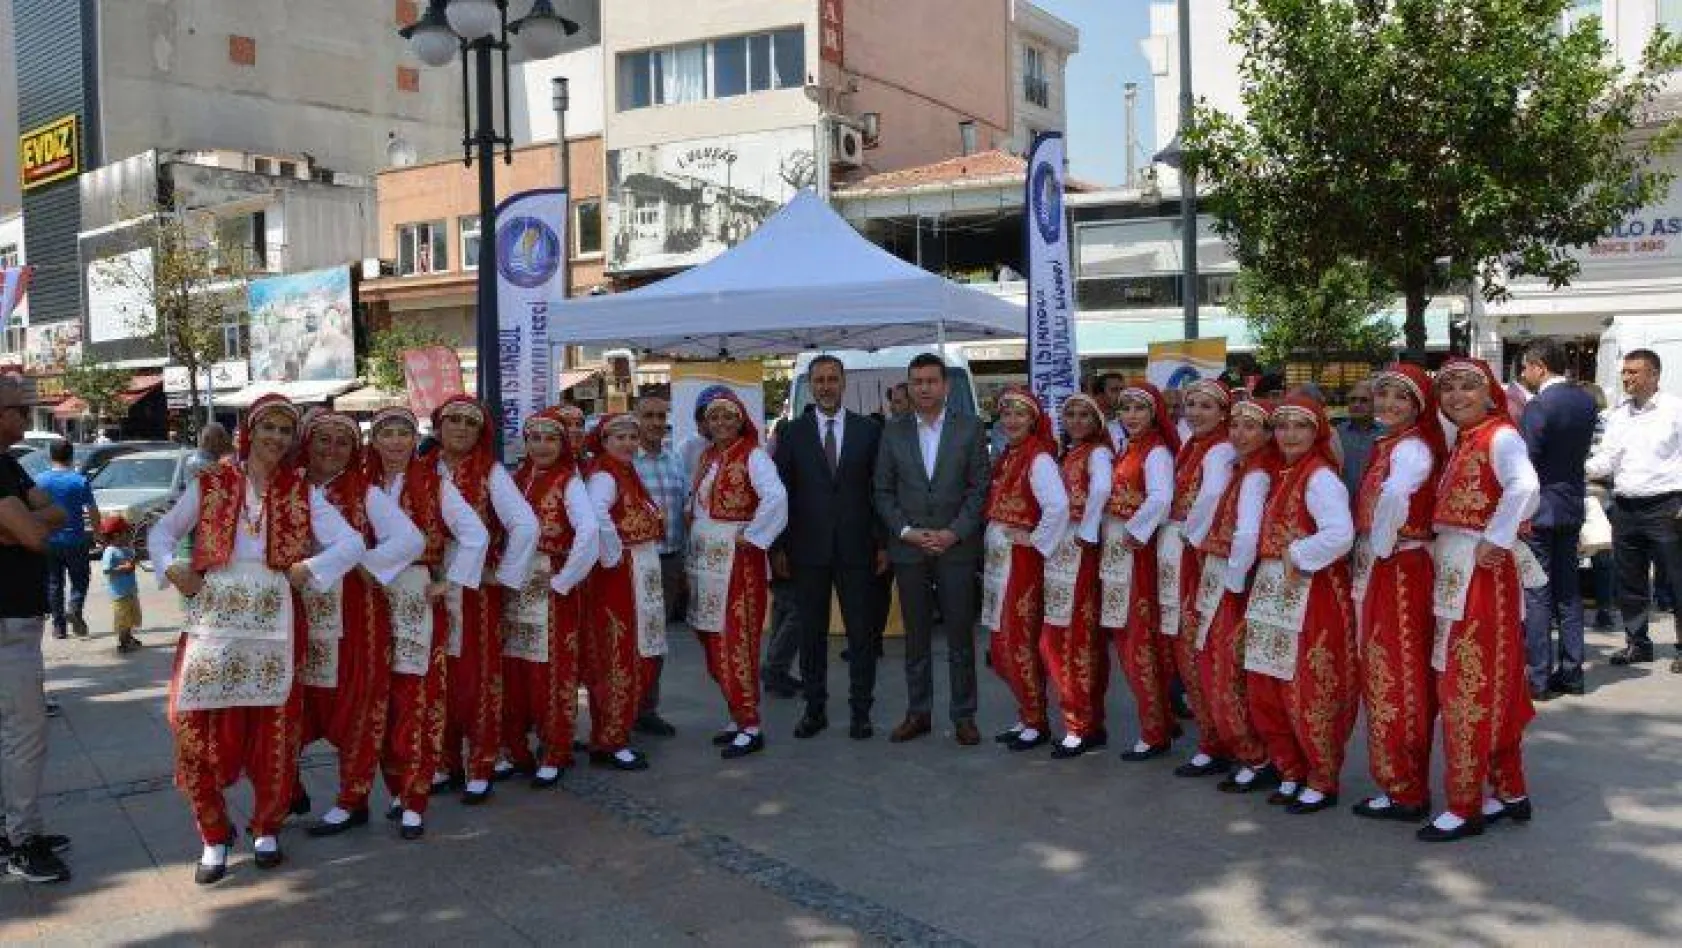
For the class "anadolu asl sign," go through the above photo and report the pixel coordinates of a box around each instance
[19,115,81,192]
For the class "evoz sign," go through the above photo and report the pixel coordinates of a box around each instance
[18,115,80,192]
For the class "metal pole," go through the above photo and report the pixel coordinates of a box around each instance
[1177,0,1199,340]
[1123,82,1138,189]
[817,113,832,203]
[471,40,503,457]
[553,76,572,371]
[553,77,571,193]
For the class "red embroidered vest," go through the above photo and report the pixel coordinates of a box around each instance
[1171,430,1224,522]
[604,462,665,546]
[1259,457,1332,560]
[1433,417,1509,533]
[190,463,314,572]
[1204,465,1253,559]
[985,442,1049,529]
[395,458,448,568]
[447,458,505,571]
[320,472,373,545]
[520,467,578,558]
[1356,429,1436,542]
[696,439,759,523]
[1060,442,1100,526]
[1108,431,1166,519]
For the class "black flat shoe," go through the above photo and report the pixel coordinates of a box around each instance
[1119,742,1171,762]
[848,718,874,740]
[1266,786,1300,806]
[253,846,285,870]
[399,822,425,841]
[1485,797,1533,825]
[386,802,402,822]
[530,770,565,790]
[460,785,494,806]
[1609,644,1655,666]
[994,727,1023,745]
[1417,818,1485,842]
[1173,757,1232,778]
[306,808,369,837]
[1049,739,1094,759]
[430,772,464,796]
[711,729,740,747]
[1007,731,1049,752]
[590,750,650,771]
[720,732,765,759]
[794,714,828,739]
[1217,766,1282,794]
[1285,793,1339,815]
[633,713,677,737]
[1351,798,1430,822]
[289,793,312,816]
[194,861,228,885]
[491,762,528,783]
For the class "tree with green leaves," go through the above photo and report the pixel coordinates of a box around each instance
[1185,0,1682,355]
[363,322,453,393]
[62,359,132,429]
[1230,258,1398,376]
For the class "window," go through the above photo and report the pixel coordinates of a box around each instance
[1662,0,1682,31]
[574,200,602,256]
[278,160,298,179]
[1559,0,1601,34]
[252,157,273,175]
[460,214,482,270]
[0,244,18,268]
[1024,45,1049,107]
[397,221,448,275]
[3,314,24,355]
[221,313,249,360]
[617,27,805,111]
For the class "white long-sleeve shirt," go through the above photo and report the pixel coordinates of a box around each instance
[1003,453,1071,557]
[1223,468,1273,593]
[1072,446,1114,545]
[443,461,539,589]
[357,485,426,587]
[547,476,601,596]
[1184,441,1237,547]
[1585,391,1682,498]
[372,472,489,589]
[587,471,629,570]
[1440,427,1540,550]
[1125,445,1175,544]
[1365,437,1433,559]
[150,478,365,593]
[1286,468,1356,573]
[690,446,788,550]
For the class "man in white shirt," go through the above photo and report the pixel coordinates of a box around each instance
[1095,372,1130,455]
[1585,349,1682,671]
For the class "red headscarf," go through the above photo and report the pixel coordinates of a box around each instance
[700,389,761,449]
[1269,394,1340,469]
[555,403,589,459]
[995,386,1056,456]
[237,393,301,463]
[432,394,497,502]
[1371,362,1448,463]
[1060,391,1116,453]
[514,405,580,498]
[1119,380,1182,454]
[1436,356,1508,420]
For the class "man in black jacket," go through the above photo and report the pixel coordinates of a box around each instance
[774,356,886,739]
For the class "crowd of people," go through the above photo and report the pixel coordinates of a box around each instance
[0,339,1677,887]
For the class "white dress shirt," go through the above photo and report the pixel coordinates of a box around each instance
[1286,468,1356,573]
[1439,427,1540,550]
[548,476,602,596]
[1585,391,1682,498]
[441,460,539,590]
[915,411,945,480]
[150,479,365,593]
[1016,453,1071,556]
[1223,468,1273,592]
[1073,446,1114,545]
[373,472,489,589]
[1184,441,1238,547]
[690,446,789,550]
[357,484,426,587]
[1125,445,1176,544]
[1365,437,1433,559]
[814,408,847,461]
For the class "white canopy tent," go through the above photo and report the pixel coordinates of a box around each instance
[553,191,1025,359]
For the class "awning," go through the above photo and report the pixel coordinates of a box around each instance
[118,374,164,406]
[335,385,408,413]
[52,396,89,420]
[219,379,360,409]
[557,368,600,393]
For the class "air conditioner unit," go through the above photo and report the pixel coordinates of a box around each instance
[833,124,865,168]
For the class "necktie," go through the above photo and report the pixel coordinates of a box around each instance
[824,418,839,474]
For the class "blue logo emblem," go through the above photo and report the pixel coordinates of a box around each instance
[497,215,562,289]
[1165,366,1203,391]
[1031,163,1062,244]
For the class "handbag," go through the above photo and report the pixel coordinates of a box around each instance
[1579,495,1612,556]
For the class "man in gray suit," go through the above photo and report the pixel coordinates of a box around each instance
[873,353,991,745]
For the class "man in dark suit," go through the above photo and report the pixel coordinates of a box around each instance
[774,356,887,740]
[873,353,991,746]
[1518,338,1598,698]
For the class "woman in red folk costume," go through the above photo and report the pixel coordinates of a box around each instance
[688,391,788,759]
[431,395,538,804]
[1042,393,1114,758]
[982,388,1070,752]
[293,410,424,839]
[499,408,601,788]
[1418,358,1540,843]
[1167,378,1238,778]
[1242,396,1357,815]
[1195,398,1283,794]
[367,406,489,841]
[584,414,666,771]
[1350,364,1447,824]
[1100,382,1180,761]
[149,394,365,884]
[556,403,589,462]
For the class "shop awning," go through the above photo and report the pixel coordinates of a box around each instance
[118,374,164,406]
[52,396,89,421]
[218,379,360,409]
[334,385,407,413]
[557,368,600,393]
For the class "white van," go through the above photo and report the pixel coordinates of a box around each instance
[1594,313,1682,405]
[785,346,982,421]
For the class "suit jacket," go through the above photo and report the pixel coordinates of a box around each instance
[873,409,991,564]
[1520,379,1598,528]
[774,409,883,568]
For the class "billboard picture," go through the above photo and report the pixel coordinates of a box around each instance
[248,266,355,383]
[607,126,816,274]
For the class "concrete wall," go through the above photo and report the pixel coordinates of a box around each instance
[93,0,465,176]
[0,0,18,215]
[511,48,606,146]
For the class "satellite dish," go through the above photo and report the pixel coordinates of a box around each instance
[386,132,418,168]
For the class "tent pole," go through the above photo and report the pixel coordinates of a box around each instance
[936,318,947,357]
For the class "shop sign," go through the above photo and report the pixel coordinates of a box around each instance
[19,115,80,191]
[821,0,845,66]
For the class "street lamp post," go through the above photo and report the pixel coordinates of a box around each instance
[399,0,577,449]
[1152,0,1200,341]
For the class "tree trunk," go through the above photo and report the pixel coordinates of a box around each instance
[1403,279,1429,359]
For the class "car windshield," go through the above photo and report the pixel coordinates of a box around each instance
[92,457,178,490]
[18,450,48,478]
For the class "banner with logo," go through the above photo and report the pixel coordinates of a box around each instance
[1025,132,1079,437]
[671,362,765,458]
[494,188,569,463]
[401,345,466,422]
[0,266,31,325]
[1146,338,1228,391]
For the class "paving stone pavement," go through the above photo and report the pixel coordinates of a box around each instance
[4,578,1682,946]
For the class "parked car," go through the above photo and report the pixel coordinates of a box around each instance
[89,448,193,563]
[6,444,35,459]
[18,440,177,481]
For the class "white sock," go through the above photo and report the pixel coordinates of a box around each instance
[1061,734,1083,749]
[1296,788,1326,805]
[1481,796,1505,817]
[1432,811,1466,831]
[254,835,278,854]
[200,843,228,867]
[432,770,452,785]
[535,765,560,781]
[401,810,423,828]
[320,806,351,826]
[613,748,639,763]
[744,726,761,736]
[1278,781,1299,797]
[1016,727,1040,743]
[1188,752,1213,767]
[1006,722,1025,734]
[493,759,515,775]
[1365,795,1394,810]
[1232,766,1258,785]
[465,779,490,794]
[732,731,756,747]
[1131,740,1153,753]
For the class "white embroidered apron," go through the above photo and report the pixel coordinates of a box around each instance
[980,522,1018,631]
[1430,532,1479,672]
[1193,554,1229,650]
[386,566,434,676]
[1042,534,1082,627]
[1098,516,1135,628]
[501,558,552,664]
[298,576,344,688]
[1242,559,1312,681]
[687,519,741,634]
[445,584,465,658]
[1156,522,1186,637]
[175,562,296,711]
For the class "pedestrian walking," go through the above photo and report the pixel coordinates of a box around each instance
[33,439,101,640]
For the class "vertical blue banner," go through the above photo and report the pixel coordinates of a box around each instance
[1025,132,1079,437]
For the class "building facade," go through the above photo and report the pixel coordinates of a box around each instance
[1009,0,1079,154]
